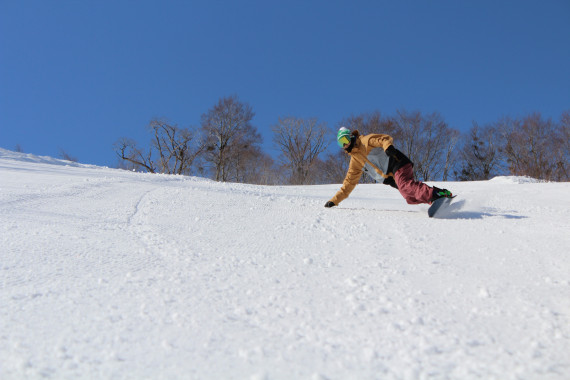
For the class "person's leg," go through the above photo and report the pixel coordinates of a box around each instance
[393,163,433,204]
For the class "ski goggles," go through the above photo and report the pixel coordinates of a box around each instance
[338,135,351,147]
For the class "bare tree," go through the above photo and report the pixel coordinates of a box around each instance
[59,148,78,162]
[222,125,277,184]
[149,119,205,175]
[457,123,504,181]
[232,144,278,185]
[560,111,570,150]
[391,110,457,181]
[272,116,329,185]
[500,113,560,180]
[320,149,351,184]
[340,111,400,137]
[114,138,156,173]
[554,111,570,180]
[201,95,256,182]
[442,128,461,181]
[114,119,205,175]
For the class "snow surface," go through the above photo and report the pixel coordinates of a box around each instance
[1,147,569,380]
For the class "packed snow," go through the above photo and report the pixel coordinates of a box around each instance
[1,148,569,379]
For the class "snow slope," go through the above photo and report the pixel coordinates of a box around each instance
[1,148,569,380]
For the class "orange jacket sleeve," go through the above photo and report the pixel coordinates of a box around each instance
[330,156,364,205]
[366,134,393,150]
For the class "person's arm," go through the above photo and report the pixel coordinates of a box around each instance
[367,134,394,150]
[326,158,364,207]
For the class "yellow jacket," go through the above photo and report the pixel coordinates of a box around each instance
[330,133,395,205]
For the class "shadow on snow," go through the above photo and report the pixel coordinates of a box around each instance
[432,200,527,220]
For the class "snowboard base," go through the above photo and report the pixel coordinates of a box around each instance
[428,196,457,218]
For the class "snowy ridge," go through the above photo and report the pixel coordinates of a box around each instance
[488,176,543,184]
[1,149,569,379]
[0,148,98,168]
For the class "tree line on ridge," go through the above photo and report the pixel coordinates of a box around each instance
[113,95,570,184]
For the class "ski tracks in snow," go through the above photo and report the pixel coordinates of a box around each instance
[2,155,569,379]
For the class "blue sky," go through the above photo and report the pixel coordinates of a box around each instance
[1,0,569,167]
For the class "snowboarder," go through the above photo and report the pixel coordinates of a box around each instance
[324,127,453,208]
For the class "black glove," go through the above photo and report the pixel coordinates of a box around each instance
[324,201,336,208]
[383,176,399,189]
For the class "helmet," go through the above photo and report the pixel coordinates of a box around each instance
[337,127,351,147]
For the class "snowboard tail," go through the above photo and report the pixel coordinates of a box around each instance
[428,195,456,218]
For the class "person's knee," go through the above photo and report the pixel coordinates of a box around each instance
[404,195,422,204]
[398,188,414,202]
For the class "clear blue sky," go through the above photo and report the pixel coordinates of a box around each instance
[1,0,569,167]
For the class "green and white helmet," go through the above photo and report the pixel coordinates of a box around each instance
[337,127,351,147]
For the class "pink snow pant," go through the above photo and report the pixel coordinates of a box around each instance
[393,163,434,204]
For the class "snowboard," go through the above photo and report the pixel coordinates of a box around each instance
[428,195,457,218]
